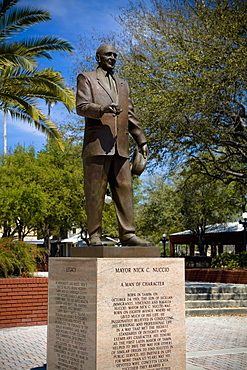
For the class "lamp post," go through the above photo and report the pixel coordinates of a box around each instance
[104,189,112,204]
[239,212,247,252]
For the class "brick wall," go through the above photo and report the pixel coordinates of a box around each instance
[0,277,48,328]
[185,269,247,284]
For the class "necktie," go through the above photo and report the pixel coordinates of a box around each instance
[107,72,118,103]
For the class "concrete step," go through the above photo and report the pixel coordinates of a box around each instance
[186,292,247,300]
[186,299,247,309]
[185,282,247,316]
[185,282,247,294]
[185,307,247,316]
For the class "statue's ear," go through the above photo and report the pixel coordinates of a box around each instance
[96,53,100,63]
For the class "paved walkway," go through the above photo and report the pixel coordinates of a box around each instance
[186,315,247,370]
[1,315,247,369]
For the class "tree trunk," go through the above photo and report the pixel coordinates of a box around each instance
[42,223,51,255]
[198,234,206,256]
[3,109,7,155]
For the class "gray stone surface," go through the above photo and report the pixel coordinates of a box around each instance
[185,282,247,293]
[0,325,47,369]
[186,315,247,369]
[186,282,247,316]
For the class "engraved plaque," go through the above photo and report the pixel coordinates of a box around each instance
[47,258,97,370]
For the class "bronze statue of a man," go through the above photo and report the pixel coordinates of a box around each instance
[76,43,150,247]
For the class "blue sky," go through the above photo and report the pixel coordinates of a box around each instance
[0,0,131,153]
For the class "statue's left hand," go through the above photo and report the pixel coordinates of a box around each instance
[140,144,148,159]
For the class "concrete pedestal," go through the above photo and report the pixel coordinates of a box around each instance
[47,257,186,370]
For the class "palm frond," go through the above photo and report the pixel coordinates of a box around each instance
[0,54,35,70]
[0,66,75,111]
[0,6,51,40]
[21,36,74,58]
[0,64,34,77]
[0,92,37,109]
[0,0,18,17]
[2,101,64,151]
[0,42,36,69]
[33,69,75,110]
[7,106,36,124]
[2,94,40,121]
[0,0,72,152]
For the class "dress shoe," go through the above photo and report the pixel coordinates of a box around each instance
[121,235,152,247]
[89,236,103,246]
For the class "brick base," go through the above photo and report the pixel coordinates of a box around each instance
[185,269,247,284]
[0,277,48,328]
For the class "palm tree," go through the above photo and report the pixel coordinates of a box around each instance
[0,0,75,153]
[1,66,75,151]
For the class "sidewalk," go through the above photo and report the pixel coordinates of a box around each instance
[1,315,247,369]
[186,315,247,370]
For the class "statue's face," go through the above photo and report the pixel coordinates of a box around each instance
[97,45,117,72]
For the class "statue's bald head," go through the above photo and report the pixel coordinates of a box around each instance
[96,43,118,58]
[96,44,118,72]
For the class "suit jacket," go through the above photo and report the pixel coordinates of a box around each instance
[76,68,146,158]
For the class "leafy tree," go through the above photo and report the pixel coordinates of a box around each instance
[0,143,119,252]
[178,168,239,255]
[134,175,182,245]
[0,144,85,250]
[35,142,87,251]
[134,167,243,254]
[111,0,247,182]
[0,146,46,239]
[0,0,75,152]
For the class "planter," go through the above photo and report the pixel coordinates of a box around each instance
[0,277,48,328]
[185,268,247,284]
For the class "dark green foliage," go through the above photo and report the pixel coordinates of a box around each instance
[134,176,182,245]
[212,252,247,270]
[0,237,44,277]
[110,0,247,182]
[0,143,119,252]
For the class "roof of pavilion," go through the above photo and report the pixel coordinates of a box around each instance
[170,222,243,237]
[169,222,246,247]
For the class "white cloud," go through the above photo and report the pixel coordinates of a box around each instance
[0,113,50,153]
[20,0,127,33]
[8,119,45,136]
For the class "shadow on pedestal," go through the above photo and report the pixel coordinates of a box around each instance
[70,245,161,258]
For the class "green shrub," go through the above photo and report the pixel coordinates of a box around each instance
[212,252,247,270]
[0,247,15,277]
[0,238,44,278]
[237,252,247,268]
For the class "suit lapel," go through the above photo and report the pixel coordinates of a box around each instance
[96,68,114,102]
[115,76,124,106]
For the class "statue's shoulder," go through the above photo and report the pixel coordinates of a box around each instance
[115,75,129,91]
[116,75,125,83]
[78,70,97,79]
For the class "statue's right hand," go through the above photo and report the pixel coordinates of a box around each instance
[101,103,122,116]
